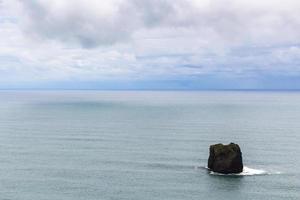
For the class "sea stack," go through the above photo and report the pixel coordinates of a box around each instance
[208,143,243,174]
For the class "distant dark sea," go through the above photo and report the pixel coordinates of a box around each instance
[0,91,299,200]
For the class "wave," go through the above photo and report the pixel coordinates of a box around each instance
[196,166,281,176]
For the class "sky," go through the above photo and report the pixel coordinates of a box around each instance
[1,0,300,90]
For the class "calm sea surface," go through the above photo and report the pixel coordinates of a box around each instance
[0,91,299,200]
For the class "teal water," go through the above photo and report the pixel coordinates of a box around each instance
[0,91,299,200]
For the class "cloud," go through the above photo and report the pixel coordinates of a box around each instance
[17,0,300,48]
[19,0,183,48]
[1,0,300,88]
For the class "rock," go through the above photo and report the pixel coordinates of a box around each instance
[208,143,243,174]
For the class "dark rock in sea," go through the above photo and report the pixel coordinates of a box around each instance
[208,143,243,174]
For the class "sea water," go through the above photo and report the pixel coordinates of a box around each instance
[0,91,299,200]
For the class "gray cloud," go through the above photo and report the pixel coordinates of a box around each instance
[19,0,184,48]
[20,1,134,47]
[1,0,300,86]
[18,0,300,48]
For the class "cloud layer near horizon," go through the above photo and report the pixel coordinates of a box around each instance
[1,0,300,88]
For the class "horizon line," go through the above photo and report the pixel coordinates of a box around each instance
[1,88,300,92]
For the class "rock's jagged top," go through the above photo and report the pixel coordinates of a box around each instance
[208,143,243,174]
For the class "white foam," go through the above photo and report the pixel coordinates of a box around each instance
[207,166,281,176]
[236,166,267,176]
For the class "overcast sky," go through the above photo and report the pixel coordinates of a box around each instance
[1,0,300,89]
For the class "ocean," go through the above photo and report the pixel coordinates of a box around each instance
[0,91,299,200]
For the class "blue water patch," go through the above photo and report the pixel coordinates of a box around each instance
[0,91,299,200]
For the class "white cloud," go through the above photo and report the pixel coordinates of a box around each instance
[1,0,300,85]
[17,0,300,47]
